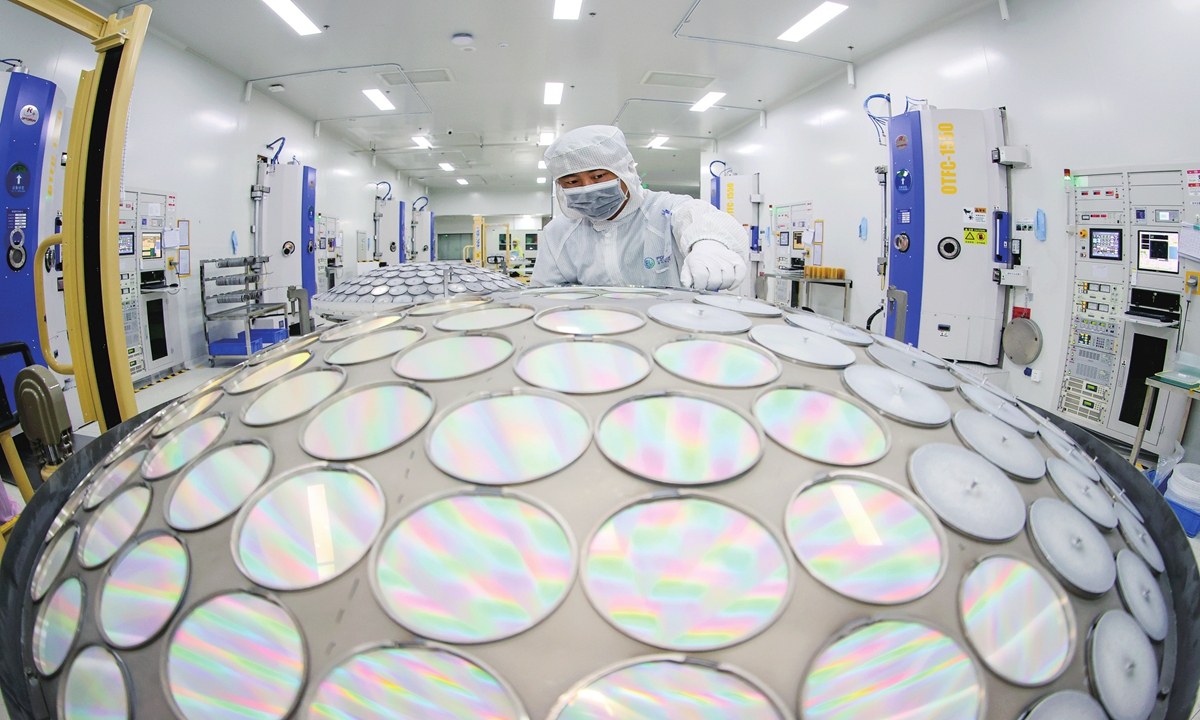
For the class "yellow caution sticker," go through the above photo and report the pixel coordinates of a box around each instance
[963,227,988,245]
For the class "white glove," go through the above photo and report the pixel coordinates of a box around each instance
[680,240,747,291]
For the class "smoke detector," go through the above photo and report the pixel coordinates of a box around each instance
[450,33,474,46]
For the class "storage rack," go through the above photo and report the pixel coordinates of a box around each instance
[199,256,288,362]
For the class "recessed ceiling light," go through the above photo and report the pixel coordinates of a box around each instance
[544,82,564,105]
[362,89,395,111]
[261,0,321,36]
[539,132,556,145]
[412,136,433,149]
[537,177,547,183]
[690,92,725,112]
[268,84,285,93]
[439,163,455,171]
[778,2,848,42]
[538,160,547,169]
[648,136,669,149]
[457,178,469,185]
[554,0,582,19]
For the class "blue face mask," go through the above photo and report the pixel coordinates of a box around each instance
[562,178,628,220]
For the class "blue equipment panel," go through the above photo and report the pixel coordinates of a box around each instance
[301,166,317,298]
[886,110,925,346]
[397,200,407,264]
[993,210,1012,264]
[428,212,436,261]
[1,73,57,405]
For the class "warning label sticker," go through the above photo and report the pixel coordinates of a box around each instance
[962,207,988,225]
[963,227,988,245]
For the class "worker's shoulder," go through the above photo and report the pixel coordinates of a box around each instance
[642,189,695,206]
[643,188,705,211]
[542,214,582,236]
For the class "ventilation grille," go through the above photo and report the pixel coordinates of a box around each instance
[640,71,715,89]
[380,68,455,86]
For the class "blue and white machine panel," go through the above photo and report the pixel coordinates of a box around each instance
[886,111,925,347]
[886,107,1007,364]
[1,72,57,403]
[301,165,317,298]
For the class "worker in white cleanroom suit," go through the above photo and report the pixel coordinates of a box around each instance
[531,125,749,291]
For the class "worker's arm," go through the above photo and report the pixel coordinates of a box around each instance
[669,199,751,258]
[669,198,750,291]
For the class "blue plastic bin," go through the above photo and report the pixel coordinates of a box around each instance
[209,336,264,357]
[1165,498,1200,537]
[239,327,288,345]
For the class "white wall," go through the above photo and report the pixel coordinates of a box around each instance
[428,188,553,217]
[1,3,419,367]
[714,0,1200,413]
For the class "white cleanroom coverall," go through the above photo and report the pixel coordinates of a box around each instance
[531,125,750,290]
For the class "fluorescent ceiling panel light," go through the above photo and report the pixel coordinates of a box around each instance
[690,92,725,112]
[439,163,455,171]
[778,1,848,42]
[537,177,547,183]
[457,178,469,185]
[538,160,547,169]
[362,89,395,111]
[539,132,556,145]
[553,0,582,19]
[544,82,564,105]
[412,136,433,149]
[648,136,669,149]
[261,0,322,36]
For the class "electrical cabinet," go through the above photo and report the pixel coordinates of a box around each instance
[316,214,341,294]
[118,188,183,381]
[1059,164,1200,456]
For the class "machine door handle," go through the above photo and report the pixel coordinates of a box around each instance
[34,234,73,375]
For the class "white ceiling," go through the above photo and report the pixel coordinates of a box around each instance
[87,0,985,191]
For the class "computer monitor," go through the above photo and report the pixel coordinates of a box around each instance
[118,232,136,256]
[1137,230,1179,273]
[141,232,162,259]
[1088,228,1122,260]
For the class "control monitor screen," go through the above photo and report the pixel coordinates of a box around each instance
[118,232,136,256]
[1137,230,1179,273]
[1088,228,1122,260]
[141,232,163,259]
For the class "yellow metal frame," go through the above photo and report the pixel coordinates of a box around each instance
[8,0,105,40]
[11,0,152,431]
[472,216,485,269]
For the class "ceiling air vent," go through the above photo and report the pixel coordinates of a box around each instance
[379,68,455,86]
[640,71,715,89]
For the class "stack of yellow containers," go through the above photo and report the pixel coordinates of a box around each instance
[804,266,846,280]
